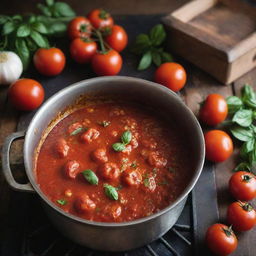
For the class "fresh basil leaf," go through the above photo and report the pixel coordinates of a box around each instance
[25,37,37,51]
[47,22,66,35]
[138,51,152,70]
[121,130,132,145]
[0,15,9,25]
[112,143,126,152]
[15,38,30,70]
[53,2,76,17]
[244,98,256,109]
[32,22,48,34]
[152,51,162,66]
[82,170,98,185]
[37,3,52,17]
[161,51,173,63]
[70,127,84,136]
[104,184,118,200]
[230,126,253,142]
[46,0,54,6]
[30,30,49,48]
[249,146,256,166]
[149,24,166,46]
[17,24,31,37]
[12,15,22,21]
[226,96,243,114]
[242,84,255,101]
[232,109,253,127]
[131,34,151,55]
[56,199,67,205]
[2,21,16,35]
[241,140,255,159]
[233,162,251,172]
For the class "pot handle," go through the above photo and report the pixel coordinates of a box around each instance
[2,130,34,193]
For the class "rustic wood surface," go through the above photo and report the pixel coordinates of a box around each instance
[0,0,256,255]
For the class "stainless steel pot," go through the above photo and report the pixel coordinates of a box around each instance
[2,76,205,251]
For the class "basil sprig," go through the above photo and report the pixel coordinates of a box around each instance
[226,84,256,173]
[131,24,173,70]
[104,184,118,200]
[0,0,76,69]
[112,130,132,152]
[82,170,99,185]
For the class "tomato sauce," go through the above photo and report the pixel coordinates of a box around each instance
[36,102,191,222]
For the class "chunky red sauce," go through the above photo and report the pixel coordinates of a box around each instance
[36,102,191,222]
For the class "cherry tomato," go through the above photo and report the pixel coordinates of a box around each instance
[206,223,237,256]
[154,62,187,92]
[199,94,228,126]
[68,16,92,40]
[227,201,256,231]
[229,171,256,201]
[104,25,128,52]
[70,38,97,64]
[204,130,233,162]
[92,49,122,76]
[87,9,114,29]
[33,48,66,76]
[8,78,44,111]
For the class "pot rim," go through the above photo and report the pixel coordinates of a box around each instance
[24,76,205,227]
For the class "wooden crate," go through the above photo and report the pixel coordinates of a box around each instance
[162,0,256,84]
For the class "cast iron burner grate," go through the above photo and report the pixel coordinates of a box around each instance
[19,194,193,256]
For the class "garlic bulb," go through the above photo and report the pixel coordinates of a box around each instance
[0,51,23,85]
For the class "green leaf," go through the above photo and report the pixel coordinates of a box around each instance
[230,126,253,142]
[131,34,151,55]
[233,162,251,172]
[121,130,132,145]
[30,30,49,48]
[82,170,99,185]
[2,21,16,35]
[15,38,30,70]
[47,22,66,35]
[152,51,162,66]
[112,143,126,152]
[226,96,243,114]
[12,15,22,21]
[104,184,118,200]
[32,22,48,34]
[240,140,254,159]
[17,24,31,37]
[249,146,256,166]
[98,120,111,127]
[53,2,76,17]
[70,127,85,136]
[138,51,152,70]
[46,0,54,6]
[232,109,253,127]
[242,84,255,100]
[0,15,9,25]
[56,199,67,205]
[37,3,52,17]
[149,24,166,46]
[161,51,173,63]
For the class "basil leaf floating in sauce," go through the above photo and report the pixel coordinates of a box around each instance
[82,169,99,185]
[98,120,111,127]
[70,127,85,136]
[112,142,126,152]
[104,184,118,200]
[121,130,132,145]
[56,199,67,205]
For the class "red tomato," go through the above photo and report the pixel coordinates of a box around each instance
[154,62,187,92]
[105,25,128,52]
[206,223,237,256]
[70,38,97,64]
[204,130,233,162]
[229,171,256,201]
[227,201,256,231]
[8,79,44,111]
[33,48,66,76]
[199,94,228,126]
[87,9,114,29]
[92,49,122,76]
[68,16,92,40]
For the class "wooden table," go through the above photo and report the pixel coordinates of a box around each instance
[1,1,256,255]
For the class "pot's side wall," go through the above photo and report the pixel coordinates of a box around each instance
[42,197,187,251]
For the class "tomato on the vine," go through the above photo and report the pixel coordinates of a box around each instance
[70,38,97,64]
[87,9,114,29]
[104,25,128,52]
[8,79,44,111]
[206,223,237,256]
[229,171,256,201]
[204,130,233,162]
[154,62,187,92]
[227,201,256,231]
[199,94,228,126]
[91,49,122,76]
[68,16,92,40]
[33,48,66,76]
